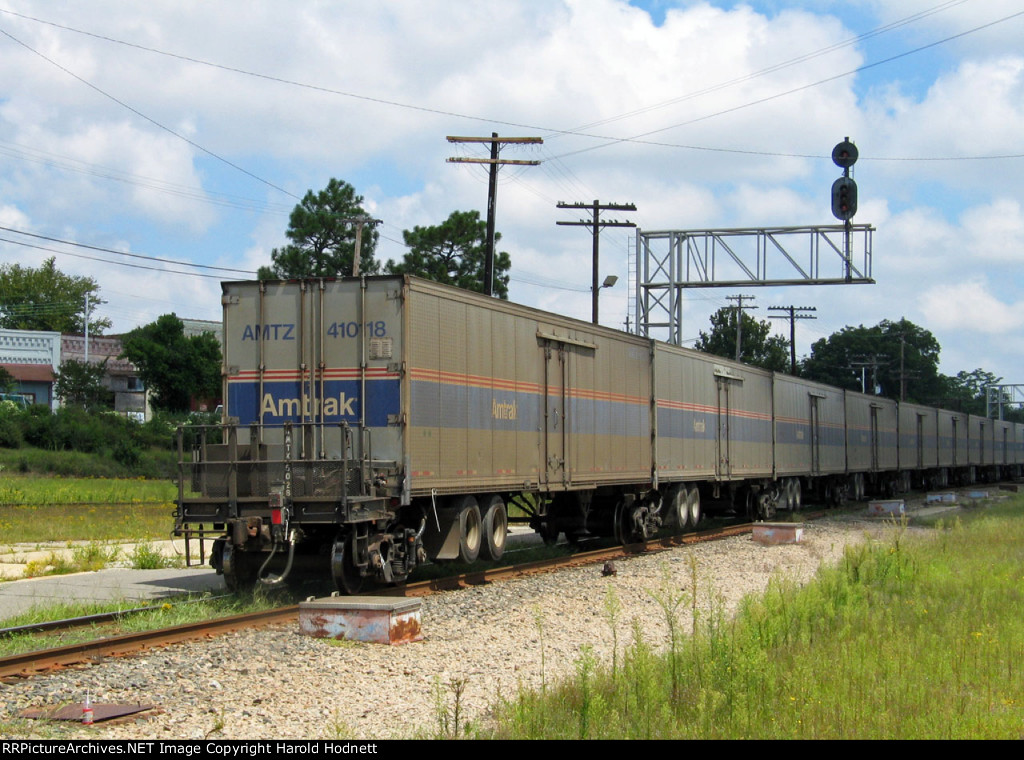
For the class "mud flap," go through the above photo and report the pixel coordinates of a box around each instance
[421,507,462,560]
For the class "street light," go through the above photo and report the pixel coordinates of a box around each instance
[593,275,618,324]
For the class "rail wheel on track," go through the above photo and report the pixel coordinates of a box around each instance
[222,542,259,592]
[331,534,364,595]
[614,499,647,544]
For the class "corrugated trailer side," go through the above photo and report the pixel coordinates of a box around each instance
[773,374,845,477]
[898,402,939,472]
[968,414,991,468]
[937,410,968,471]
[1016,422,1024,467]
[404,278,653,497]
[994,420,1013,467]
[653,344,773,483]
[844,391,898,474]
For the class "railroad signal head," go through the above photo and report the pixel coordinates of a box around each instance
[831,176,858,220]
[832,139,858,170]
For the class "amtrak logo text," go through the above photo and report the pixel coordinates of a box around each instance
[492,399,517,420]
[261,392,357,418]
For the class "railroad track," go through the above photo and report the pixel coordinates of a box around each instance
[0,519,764,680]
[5,480,998,682]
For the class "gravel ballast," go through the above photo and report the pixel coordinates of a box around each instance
[1,516,902,740]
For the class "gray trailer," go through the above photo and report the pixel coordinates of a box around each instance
[177,276,659,591]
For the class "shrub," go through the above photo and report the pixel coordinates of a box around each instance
[0,415,22,448]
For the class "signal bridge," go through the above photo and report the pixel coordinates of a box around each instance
[634,223,875,345]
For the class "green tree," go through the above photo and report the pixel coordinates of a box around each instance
[54,359,113,411]
[120,314,221,412]
[259,178,380,279]
[0,366,15,394]
[694,307,789,372]
[935,369,1000,414]
[386,210,511,298]
[800,318,943,403]
[0,257,110,334]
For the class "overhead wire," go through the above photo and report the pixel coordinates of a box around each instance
[549,0,971,138]
[1,3,1019,164]
[0,23,300,201]
[0,225,257,275]
[0,235,240,280]
[1,3,1019,318]
[547,8,1024,161]
[0,139,294,215]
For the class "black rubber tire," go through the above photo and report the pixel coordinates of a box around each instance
[453,495,482,564]
[686,485,701,529]
[668,485,689,532]
[479,495,508,562]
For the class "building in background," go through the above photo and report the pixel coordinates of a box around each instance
[61,334,148,420]
[0,329,61,409]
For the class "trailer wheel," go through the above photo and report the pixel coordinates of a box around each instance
[453,495,482,564]
[790,479,802,512]
[668,485,689,531]
[479,495,508,562]
[686,485,701,529]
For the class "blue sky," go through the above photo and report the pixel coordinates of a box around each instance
[1,0,1022,387]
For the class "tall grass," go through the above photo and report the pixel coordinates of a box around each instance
[489,501,1024,739]
[0,474,177,506]
[0,474,177,543]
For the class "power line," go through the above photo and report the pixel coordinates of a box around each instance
[552,0,971,137]
[0,139,294,214]
[0,24,300,200]
[0,235,236,280]
[3,5,1020,164]
[547,8,1024,162]
[0,225,256,274]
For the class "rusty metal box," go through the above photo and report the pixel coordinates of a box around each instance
[299,595,423,645]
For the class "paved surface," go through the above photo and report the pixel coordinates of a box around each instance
[0,527,543,622]
[0,567,226,621]
[0,538,225,622]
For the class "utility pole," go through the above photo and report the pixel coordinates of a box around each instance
[447,134,542,295]
[84,293,89,364]
[767,305,817,375]
[556,200,636,324]
[850,355,888,394]
[727,294,757,362]
[338,217,382,276]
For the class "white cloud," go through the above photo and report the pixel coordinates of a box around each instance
[918,279,1024,334]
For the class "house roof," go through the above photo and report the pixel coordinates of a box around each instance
[1,363,55,383]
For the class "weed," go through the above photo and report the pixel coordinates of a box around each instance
[433,675,470,739]
[22,542,120,577]
[574,645,597,739]
[127,543,182,570]
[648,561,688,705]
[205,709,225,739]
[327,709,353,739]
[602,584,621,677]
[532,604,547,694]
